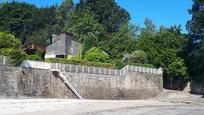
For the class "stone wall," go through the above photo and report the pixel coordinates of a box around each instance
[0,56,11,66]
[64,72,163,99]
[0,66,75,99]
[0,65,163,99]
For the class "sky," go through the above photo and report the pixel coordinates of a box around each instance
[1,0,193,33]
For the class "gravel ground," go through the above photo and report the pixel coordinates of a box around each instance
[0,90,204,115]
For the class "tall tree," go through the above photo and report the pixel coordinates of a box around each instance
[75,0,130,33]
[137,24,188,89]
[186,0,204,82]
[0,1,59,44]
[0,1,40,42]
[64,11,105,42]
[55,0,74,29]
[103,22,135,58]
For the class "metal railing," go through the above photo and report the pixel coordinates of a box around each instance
[51,69,83,99]
[21,60,163,76]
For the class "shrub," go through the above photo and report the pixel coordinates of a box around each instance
[80,61,115,69]
[84,47,109,62]
[0,32,21,48]
[36,49,45,58]
[129,50,148,64]
[45,58,115,69]
[167,58,188,78]
[26,55,42,61]
[70,56,81,61]
[0,48,27,66]
[108,60,126,69]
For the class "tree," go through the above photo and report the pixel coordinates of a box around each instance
[84,47,109,62]
[0,32,27,65]
[136,24,188,89]
[55,0,74,29]
[0,48,27,66]
[0,2,41,42]
[0,1,60,44]
[64,11,105,42]
[102,23,135,58]
[0,32,21,48]
[75,0,130,33]
[81,33,96,58]
[186,0,204,82]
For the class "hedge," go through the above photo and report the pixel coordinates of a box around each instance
[45,58,116,69]
[108,60,156,69]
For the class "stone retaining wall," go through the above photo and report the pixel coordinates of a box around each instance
[0,65,163,99]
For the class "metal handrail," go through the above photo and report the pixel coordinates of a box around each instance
[51,69,83,99]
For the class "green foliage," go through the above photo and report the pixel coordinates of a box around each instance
[125,62,156,68]
[35,49,45,59]
[187,44,204,82]
[26,55,42,61]
[0,1,60,44]
[136,23,188,80]
[0,32,21,48]
[25,48,44,61]
[0,48,27,66]
[0,32,26,65]
[81,33,96,58]
[76,0,130,33]
[167,58,188,78]
[108,60,126,69]
[56,0,74,28]
[103,23,136,58]
[129,50,148,64]
[45,58,115,69]
[84,47,109,62]
[69,56,81,61]
[186,0,204,83]
[64,11,105,42]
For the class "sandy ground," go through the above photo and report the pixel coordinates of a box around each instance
[0,90,204,115]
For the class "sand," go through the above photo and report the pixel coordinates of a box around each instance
[0,90,204,115]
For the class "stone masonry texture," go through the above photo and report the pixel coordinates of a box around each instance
[0,65,163,99]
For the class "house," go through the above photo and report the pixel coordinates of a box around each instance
[23,44,46,55]
[45,32,82,59]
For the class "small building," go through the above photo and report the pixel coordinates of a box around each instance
[45,33,82,59]
[23,44,46,55]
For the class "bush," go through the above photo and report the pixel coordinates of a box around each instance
[84,47,109,62]
[167,58,188,78]
[26,55,42,61]
[45,58,116,69]
[0,32,21,48]
[69,56,81,61]
[36,49,45,58]
[108,60,126,69]
[0,48,27,66]
[129,50,148,64]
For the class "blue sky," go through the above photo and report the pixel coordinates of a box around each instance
[1,0,193,33]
